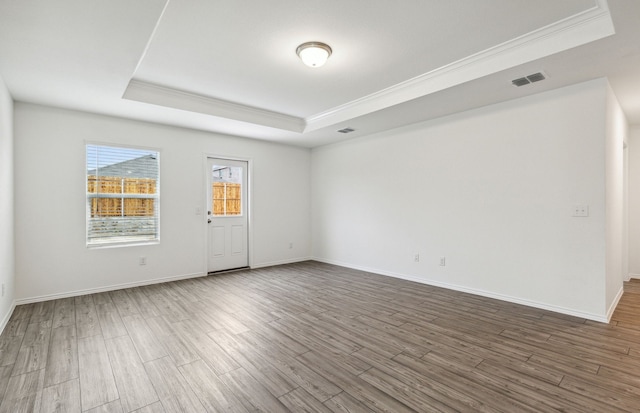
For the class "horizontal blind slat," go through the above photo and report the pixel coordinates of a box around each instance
[86,144,160,246]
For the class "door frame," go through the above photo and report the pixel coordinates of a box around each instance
[203,154,253,273]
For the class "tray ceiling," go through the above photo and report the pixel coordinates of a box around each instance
[1,0,639,147]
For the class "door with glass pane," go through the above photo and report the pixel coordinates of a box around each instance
[207,158,248,272]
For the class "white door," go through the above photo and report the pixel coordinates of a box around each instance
[207,158,248,272]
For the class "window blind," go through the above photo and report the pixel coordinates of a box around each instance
[86,144,160,246]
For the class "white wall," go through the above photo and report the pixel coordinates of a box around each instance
[0,74,14,328]
[14,103,311,301]
[312,79,614,321]
[605,83,627,316]
[628,126,640,277]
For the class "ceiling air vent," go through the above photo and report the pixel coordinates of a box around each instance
[337,127,355,134]
[512,77,530,87]
[526,72,546,83]
[512,72,547,87]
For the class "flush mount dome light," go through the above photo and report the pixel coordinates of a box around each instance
[296,42,332,68]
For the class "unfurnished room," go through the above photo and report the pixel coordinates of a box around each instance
[1,0,640,411]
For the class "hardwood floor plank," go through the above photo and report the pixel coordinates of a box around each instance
[208,328,297,397]
[394,353,541,413]
[40,378,81,413]
[84,399,124,413]
[125,288,161,319]
[122,314,167,363]
[238,319,309,357]
[74,294,94,307]
[11,320,51,376]
[143,356,206,413]
[76,303,101,339]
[52,298,76,329]
[173,320,239,375]
[0,369,44,413]
[353,347,493,412]
[361,367,461,413]
[109,290,141,318]
[268,321,371,376]
[95,303,128,339]
[132,401,166,412]
[324,392,375,413]
[29,301,55,324]
[220,367,291,413]
[146,294,190,324]
[0,366,12,401]
[0,319,29,367]
[44,325,78,387]
[279,387,332,413]
[105,335,159,412]
[92,292,114,306]
[10,304,34,322]
[144,317,200,366]
[237,331,342,402]
[559,374,639,411]
[178,360,248,413]
[298,351,416,413]
[77,335,119,411]
[474,358,625,413]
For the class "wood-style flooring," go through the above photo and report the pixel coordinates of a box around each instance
[1,261,640,412]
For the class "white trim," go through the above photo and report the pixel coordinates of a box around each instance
[15,272,205,306]
[304,1,613,131]
[606,286,624,323]
[312,257,609,323]
[628,273,640,280]
[0,301,16,335]
[251,256,312,269]
[123,80,305,133]
[203,154,252,273]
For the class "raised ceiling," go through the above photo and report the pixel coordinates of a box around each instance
[1,0,639,147]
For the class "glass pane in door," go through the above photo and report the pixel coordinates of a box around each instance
[211,165,242,216]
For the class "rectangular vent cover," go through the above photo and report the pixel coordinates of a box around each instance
[526,72,546,83]
[512,72,547,87]
[512,77,530,87]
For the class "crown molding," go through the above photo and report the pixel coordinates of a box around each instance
[123,1,613,135]
[123,79,305,133]
[303,0,614,132]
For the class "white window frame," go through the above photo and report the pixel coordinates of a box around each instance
[86,143,161,248]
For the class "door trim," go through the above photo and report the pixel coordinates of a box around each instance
[203,154,253,273]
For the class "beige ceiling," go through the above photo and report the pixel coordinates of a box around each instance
[1,0,639,147]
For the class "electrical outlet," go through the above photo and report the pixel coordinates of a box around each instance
[440,257,446,266]
[289,242,293,249]
[572,205,589,217]
[414,254,420,262]
[139,256,147,266]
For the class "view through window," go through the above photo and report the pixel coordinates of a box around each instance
[86,144,160,246]
[212,165,242,216]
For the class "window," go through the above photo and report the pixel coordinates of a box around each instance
[211,165,242,216]
[86,144,160,246]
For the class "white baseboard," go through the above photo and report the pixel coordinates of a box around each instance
[312,257,609,323]
[15,257,312,305]
[628,273,640,280]
[15,272,206,305]
[606,286,624,323]
[251,256,312,269]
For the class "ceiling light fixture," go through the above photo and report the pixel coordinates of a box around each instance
[296,42,332,68]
